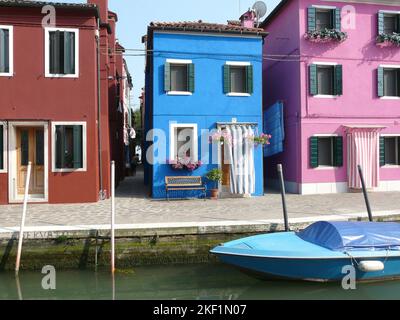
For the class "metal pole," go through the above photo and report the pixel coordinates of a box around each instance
[357,165,373,222]
[277,164,290,232]
[111,161,115,274]
[15,161,32,275]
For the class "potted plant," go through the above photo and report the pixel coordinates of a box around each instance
[305,28,348,43]
[376,33,400,47]
[205,168,223,200]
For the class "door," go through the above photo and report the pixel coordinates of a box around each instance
[221,142,231,193]
[16,127,45,196]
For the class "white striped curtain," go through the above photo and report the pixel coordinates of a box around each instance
[348,130,379,189]
[225,125,255,195]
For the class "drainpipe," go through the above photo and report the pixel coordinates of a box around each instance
[96,18,105,200]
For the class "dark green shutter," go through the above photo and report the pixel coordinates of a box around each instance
[334,65,343,96]
[57,126,66,168]
[333,136,343,167]
[50,31,61,74]
[308,7,316,32]
[223,64,231,94]
[64,32,75,75]
[0,125,3,170]
[377,67,384,97]
[310,137,319,168]
[73,125,83,169]
[380,136,385,166]
[334,8,341,31]
[246,65,253,95]
[378,12,385,35]
[397,14,400,33]
[187,63,195,93]
[309,64,318,96]
[164,62,171,92]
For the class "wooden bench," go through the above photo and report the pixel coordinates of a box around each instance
[165,176,207,201]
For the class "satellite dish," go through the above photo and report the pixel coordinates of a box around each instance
[252,1,267,25]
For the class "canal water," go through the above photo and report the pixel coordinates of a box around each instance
[1,263,400,300]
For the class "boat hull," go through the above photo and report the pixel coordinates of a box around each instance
[215,253,400,282]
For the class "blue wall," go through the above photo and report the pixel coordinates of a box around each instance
[145,32,264,199]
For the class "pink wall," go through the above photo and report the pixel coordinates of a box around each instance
[264,0,400,188]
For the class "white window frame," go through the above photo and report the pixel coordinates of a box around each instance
[0,25,13,77]
[380,64,400,99]
[312,134,338,169]
[0,122,7,173]
[51,121,87,172]
[312,62,339,99]
[225,61,251,97]
[45,27,79,78]
[166,58,192,95]
[169,123,198,161]
[381,134,400,168]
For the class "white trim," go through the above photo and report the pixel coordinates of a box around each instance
[166,91,192,96]
[51,121,87,172]
[375,180,400,192]
[44,27,79,78]
[312,62,339,66]
[380,96,400,100]
[8,121,49,203]
[226,93,251,97]
[0,122,7,173]
[312,133,339,137]
[0,25,13,77]
[312,5,337,10]
[300,182,349,195]
[379,10,400,15]
[379,64,400,69]
[381,134,400,137]
[226,61,251,66]
[166,59,192,64]
[169,123,198,161]
[314,95,337,99]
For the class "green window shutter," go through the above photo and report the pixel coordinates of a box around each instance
[334,65,343,96]
[73,125,83,169]
[0,125,3,170]
[164,62,171,92]
[55,125,65,169]
[380,136,385,166]
[309,64,318,96]
[334,8,341,31]
[246,65,253,95]
[378,12,384,35]
[308,7,316,32]
[310,137,319,168]
[187,63,195,93]
[333,136,343,167]
[49,31,61,74]
[377,67,384,97]
[397,14,400,33]
[223,64,231,94]
[64,32,75,75]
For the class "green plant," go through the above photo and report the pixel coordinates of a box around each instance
[377,33,400,47]
[305,28,348,43]
[205,169,223,189]
[55,235,69,244]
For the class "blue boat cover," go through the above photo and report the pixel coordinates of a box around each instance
[297,221,400,251]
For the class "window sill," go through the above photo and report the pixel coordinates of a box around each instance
[314,166,338,170]
[313,94,338,99]
[0,73,13,77]
[166,91,193,96]
[45,73,79,79]
[53,168,86,173]
[380,96,400,100]
[382,165,400,168]
[226,93,251,97]
[0,170,7,173]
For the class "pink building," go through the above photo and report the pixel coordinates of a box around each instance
[262,0,400,194]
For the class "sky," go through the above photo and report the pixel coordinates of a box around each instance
[50,0,282,109]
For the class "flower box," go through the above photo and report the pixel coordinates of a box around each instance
[376,33,400,47]
[168,157,202,172]
[305,29,348,43]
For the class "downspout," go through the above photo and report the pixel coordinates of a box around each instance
[96,18,105,200]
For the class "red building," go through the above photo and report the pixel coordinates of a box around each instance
[0,0,130,204]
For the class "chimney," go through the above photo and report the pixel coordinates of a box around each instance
[88,0,108,22]
[239,10,256,28]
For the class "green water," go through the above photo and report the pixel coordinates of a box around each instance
[1,264,400,300]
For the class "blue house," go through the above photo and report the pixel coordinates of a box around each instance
[143,18,268,199]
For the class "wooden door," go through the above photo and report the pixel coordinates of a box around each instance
[16,127,45,196]
[221,142,230,190]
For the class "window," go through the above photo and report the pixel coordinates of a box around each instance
[380,136,400,166]
[378,67,400,98]
[309,64,343,96]
[308,7,341,32]
[0,124,5,171]
[52,122,86,171]
[379,12,400,35]
[310,136,343,168]
[0,25,13,76]
[45,28,79,77]
[164,59,194,94]
[224,62,253,95]
[170,124,198,161]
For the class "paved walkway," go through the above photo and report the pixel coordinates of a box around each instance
[1,170,400,231]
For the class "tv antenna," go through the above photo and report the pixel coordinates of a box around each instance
[252,1,267,27]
